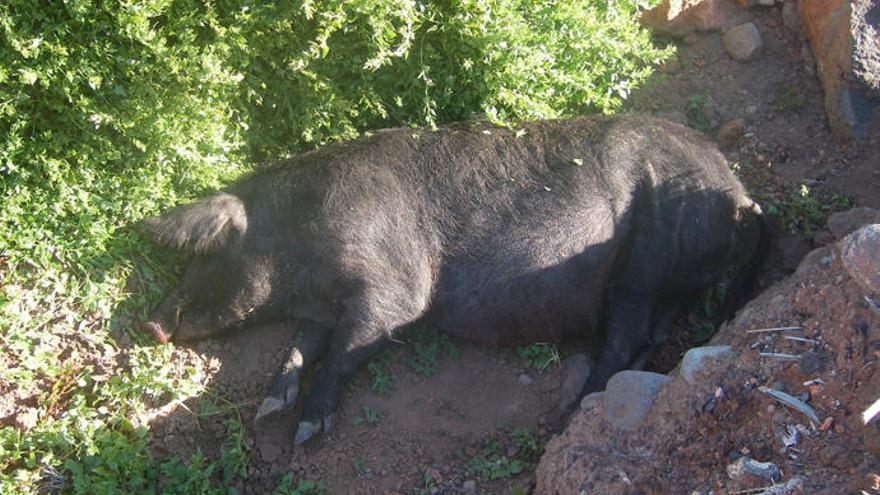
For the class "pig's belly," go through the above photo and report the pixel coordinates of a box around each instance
[426,252,606,346]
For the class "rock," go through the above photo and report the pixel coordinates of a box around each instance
[580,391,605,411]
[259,442,283,463]
[558,353,590,412]
[841,224,880,295]
[827,207,880,239]
[641,0,747,38]
[726,456,782,482]
[462,480,477,493]
[717,118,745,149]
[799,351,824,375]
[604,371,671,431]
[518,373,533,386]
[782,0,800,31]
[723,23,763,62]
[679,346,733,384]
[800,0,880,140]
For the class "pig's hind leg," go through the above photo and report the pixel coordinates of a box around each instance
[254,320,331,421]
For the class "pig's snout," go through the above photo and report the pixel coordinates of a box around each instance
[142,321,170,344]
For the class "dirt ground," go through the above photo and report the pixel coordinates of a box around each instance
[146,5,880,495]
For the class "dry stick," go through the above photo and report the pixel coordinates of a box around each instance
[745,326,802,334]
[782,336,818,344]
[759,352,801,361]
[758,386,820,425]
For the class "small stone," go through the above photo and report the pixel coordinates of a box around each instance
[558,353,591,412]
[518,374,534,386]
[723,23,763,62]
[717,119,745,149]
[580,391,605,411]
[604,371,671,431]
[842,224,880,295]
[799,351,824,375]
[726,456,781,482]
[679,346,733,384]
[259,442,282,463]
[462,480,477,493]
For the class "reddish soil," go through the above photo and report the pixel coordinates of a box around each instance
[145,4,880,495]
[537,227,880,494]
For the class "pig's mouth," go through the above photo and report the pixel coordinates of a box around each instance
[142,321,171,344]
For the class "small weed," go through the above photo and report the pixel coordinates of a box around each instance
[509,425,543,459]
[352,456,368,479]
[516,343,560,372]
[353,405,381,426]
[762,184,854,235]
[686,93,713,132]
[467,440,526,480]
[773,86,807,113]
[368,350,396,394]
[416,471,436,495]
[274,474,326,495]
[687,283,727,345]
[406,328,460,377]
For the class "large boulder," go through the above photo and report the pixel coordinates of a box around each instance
[799,0,880,140]
[641,0,748,37]
[536,210,880,494]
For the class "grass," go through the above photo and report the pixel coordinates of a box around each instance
[773,86,807,113]
[686,93,714,132]
[761,184,854,235]
[516,343,560,372]
[273,475,325,495]
[467,439,526,481]
[353,405,381,426]
[406,328,460,377]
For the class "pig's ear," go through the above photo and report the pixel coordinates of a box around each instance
[141,193,248,253]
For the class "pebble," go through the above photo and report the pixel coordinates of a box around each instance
[798,351,823,375]
[462,480,477,493]
[558,353,590,411]
[580,391,604,411]
[726,456,781,482]
[604,371,671,431]
[723,23,763,62]
[679,346,733,385]
[518,373,534,386]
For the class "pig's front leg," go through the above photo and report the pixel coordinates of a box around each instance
[254,320,331,421]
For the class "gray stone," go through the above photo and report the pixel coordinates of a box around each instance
[827,208,880,240]
[558,353,591,412]
[518,373,534,386]
[462,480,477,493]
[680,346,733,384]
[580,391,605,411]
[842,224,880,295]
[799,351,824,375]
[604,371,671,431]
[726,456,781,482]
[259,442,282,463]
[723,23,763,62]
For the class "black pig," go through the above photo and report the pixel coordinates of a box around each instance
[142,114,764,444]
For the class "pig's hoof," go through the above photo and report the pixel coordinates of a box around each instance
[294,420,321,445]
[254,396,285,422]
